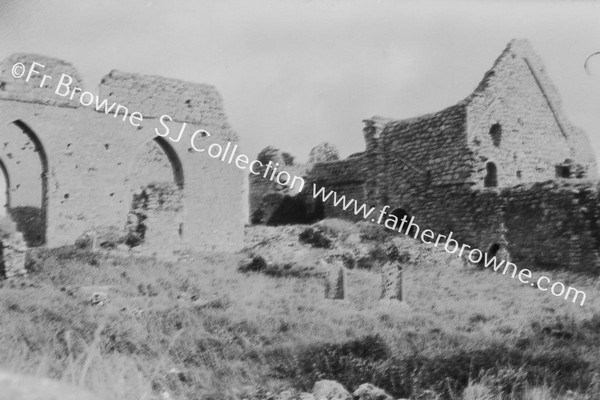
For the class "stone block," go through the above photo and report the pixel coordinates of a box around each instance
[324,261,345,300]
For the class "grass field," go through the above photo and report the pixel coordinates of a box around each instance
[0,220,598,400]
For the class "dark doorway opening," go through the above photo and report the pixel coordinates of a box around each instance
[484,162,498,188]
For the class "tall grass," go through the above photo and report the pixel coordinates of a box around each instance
[0,225,598,399]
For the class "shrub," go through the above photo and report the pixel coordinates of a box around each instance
[356,221,395,242]
[299,226,333,248]
[8,206,44,246]
[238,255,268,273]
[325,250,355,269]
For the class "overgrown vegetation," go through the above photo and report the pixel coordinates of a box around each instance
[0,221,599,400]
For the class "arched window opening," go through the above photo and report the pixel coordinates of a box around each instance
[484,162,498,188]
[489,123,502,147]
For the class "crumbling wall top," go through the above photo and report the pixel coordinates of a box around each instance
[0,53,84,107]
[98,70,230,126]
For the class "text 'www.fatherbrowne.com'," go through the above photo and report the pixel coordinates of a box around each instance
[312,183,587,307]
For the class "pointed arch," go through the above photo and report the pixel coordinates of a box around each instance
[0,158,9,214]
[152,136,184,189]
[124,136,185,247]
[2,120,49,245]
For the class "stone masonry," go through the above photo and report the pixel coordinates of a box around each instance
[0,54,243,253]
[250,39,600,273]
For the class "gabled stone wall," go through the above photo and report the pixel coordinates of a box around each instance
[0,54,243,253]
[249,39,600,273]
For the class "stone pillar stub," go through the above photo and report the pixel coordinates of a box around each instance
[1,231,28,279]
[324,260,346,300]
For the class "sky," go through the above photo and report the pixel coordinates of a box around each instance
[0,0,599,164]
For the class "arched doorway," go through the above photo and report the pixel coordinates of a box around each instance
[390,208,418,237]
[125,137,184,248]
[0,120,48,246]
[0,159,9,216]
[484,162,498,188]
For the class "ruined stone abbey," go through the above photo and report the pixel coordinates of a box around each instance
[2,39,599,276]
[251,39,600,273]
[0,54,243,259]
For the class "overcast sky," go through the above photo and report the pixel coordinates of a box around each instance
[1,0,599,163]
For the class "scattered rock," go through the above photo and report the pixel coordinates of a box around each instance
[352,383,394,400]
[312,380,351,400]
[239,254,268,272]
[75,226,125,250]
[116,243,129,253]
[277,390,295,400]
[120,305,144,318]
[90,291,108,306]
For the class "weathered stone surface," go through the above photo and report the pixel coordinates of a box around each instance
[312,380,351,400]
[90,291,108,306]
[352,383,394,400]
[381,262,403,301]
[308,142,340,165]
[1,231,27,278]
[0,370,104,400]
[0,53,242,254]
[249,39,600,274]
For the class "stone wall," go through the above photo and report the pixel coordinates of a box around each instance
[0,54,243,253]
[248,146,307,224]
[466,39,596,188]
[310,156,367,219]
[502,180,600,273]
[248,39,600,273]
